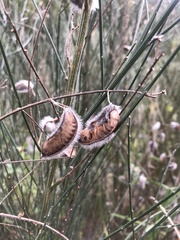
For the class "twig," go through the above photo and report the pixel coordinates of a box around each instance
[120,53,163,114]
[31,0,53,61]
[150,197,180,240]
[0,222,32,234]
[0,89,164,121]
[127,117,135,238]
[65,11,79,70]
[0,162,41,205]
[22,110,42,132]
[66,0,91,102]
[0,213,69,240]
[85,0,114,40]
[102,187,180,239]
[29,0,54,141]
[51,150,93,190]
[1,0,59,117]
[0,79,7,89]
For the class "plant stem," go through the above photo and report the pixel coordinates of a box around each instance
[65,0,92,105]
[40,0,92,226]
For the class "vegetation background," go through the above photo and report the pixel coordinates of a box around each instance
[0,0,179,239]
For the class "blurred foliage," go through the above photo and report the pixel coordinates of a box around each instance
[0,0,179,240]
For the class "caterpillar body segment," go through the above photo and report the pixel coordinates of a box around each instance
[80,104,121,149]
[41,108,82,159]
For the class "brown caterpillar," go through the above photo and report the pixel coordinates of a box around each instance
[79,104,121,149]
[41,108,82,159]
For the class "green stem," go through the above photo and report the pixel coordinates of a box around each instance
[65,0,92,105]
[102,187,180,239]
[40,161,58,221]
[40,0,92,226]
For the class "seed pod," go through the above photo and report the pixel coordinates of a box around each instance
[80,104,121,149]
[14,80,35,95]
[41,108,82,159]
[39,116,59,133]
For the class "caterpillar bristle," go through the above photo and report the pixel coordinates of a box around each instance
[41,107,82,159]
[80,104,121,149]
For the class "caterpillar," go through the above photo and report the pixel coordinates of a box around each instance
[79,104,121,149]
[41,107,82,159]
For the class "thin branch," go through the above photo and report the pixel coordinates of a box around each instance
[150,197,180,239]
[0,89,165,121]
[120,53,163,114]
[102,187,180,239]
[1,1,59,117]
[85,0,114,40]
[29,0,54,140]
[51,150,93,190]
[66,0,91,103]
[0,213,69,240]
[0,162,41,205]
[0,158,42,164]
[65,11,79,70]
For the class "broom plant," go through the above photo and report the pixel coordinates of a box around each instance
[0,0,179,239]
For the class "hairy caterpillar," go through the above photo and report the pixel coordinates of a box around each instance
[79,104,121,149]
[41,107,82,159]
